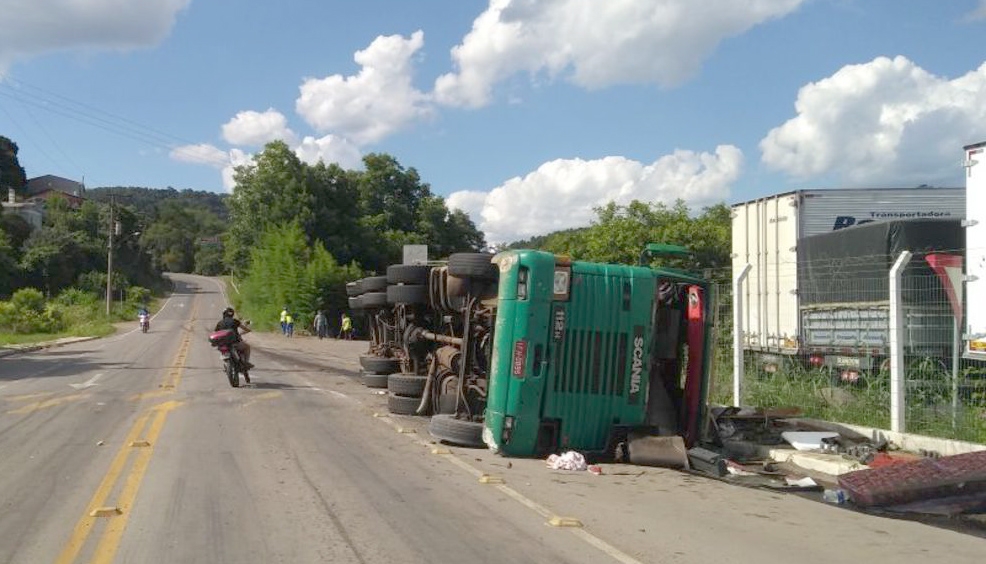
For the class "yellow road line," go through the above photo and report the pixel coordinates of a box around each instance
[54,411,152,564]
[7,393,90,415]
[90,401,182,564]
[4,391,55,402]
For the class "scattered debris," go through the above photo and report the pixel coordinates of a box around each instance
[622,434,689,469]
[782,431,840,451]
[838,450,986,510]
[547,451,588,472]
[96,440,105,446]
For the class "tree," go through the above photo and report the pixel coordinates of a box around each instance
[225,141,314,274]
[523,199,731,271]
[0,136,27,196]
[0,229,18,298]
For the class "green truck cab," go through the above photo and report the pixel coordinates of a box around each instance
[483,246,713,456]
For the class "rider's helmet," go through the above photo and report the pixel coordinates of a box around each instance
[223,307,235,318]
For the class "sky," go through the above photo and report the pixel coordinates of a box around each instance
[1,0,985,245]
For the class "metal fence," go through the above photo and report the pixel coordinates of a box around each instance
[705,250,986,445]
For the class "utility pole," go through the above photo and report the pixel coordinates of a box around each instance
[106,196,114,316]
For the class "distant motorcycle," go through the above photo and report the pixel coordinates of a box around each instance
[208,329,250,387]
[139,313,150,333]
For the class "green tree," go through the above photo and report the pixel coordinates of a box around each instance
[0,136,27,196]
[527,199,731,270]
[225,141,314,274]
[0,229,18,298]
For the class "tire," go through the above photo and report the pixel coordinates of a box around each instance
[448,253,497,280]
[387,264,431,285]
[388,373,427,396]
[429,414,484,447]
[387,284,428,305]
[361,276,388,292]
[360,355,399,374]
[388,393,422,415]
[362,371,389,388]
[361,292,389,309]
[225,360,239,388]
[346,282,361,297]
[349,296,363,310]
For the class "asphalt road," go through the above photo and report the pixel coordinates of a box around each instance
[1,273,984,564]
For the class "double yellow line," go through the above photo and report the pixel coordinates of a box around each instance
[56,325,194,563]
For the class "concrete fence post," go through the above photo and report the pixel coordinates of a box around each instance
[889,250,912,433]
[733,264,752,407]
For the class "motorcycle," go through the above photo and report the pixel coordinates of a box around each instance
[139,313,150,333]
[208,329,250,387]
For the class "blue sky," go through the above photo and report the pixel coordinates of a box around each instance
[1,0,985,243]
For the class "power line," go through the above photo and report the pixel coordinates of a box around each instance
[0,76,232,169]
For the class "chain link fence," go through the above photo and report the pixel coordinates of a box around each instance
[704,251,986,445]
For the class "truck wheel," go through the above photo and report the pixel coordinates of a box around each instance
[360,355,399,374]
[346,281,361,296]
[361,292,389,308]
[448,253,497,280]
[348,296,363,310]
[387,264,431,285]
[362,371,389,388]
[387,373,427,396]
[388,393,423,415]
[361,276,388,292]
[428,414,484,447]
[387,284,428,305]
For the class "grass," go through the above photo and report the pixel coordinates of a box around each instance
[0,295,167,348]
[0,321,116,346]
[708,346,986,444]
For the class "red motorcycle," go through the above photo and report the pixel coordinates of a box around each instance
[208,329,250,387]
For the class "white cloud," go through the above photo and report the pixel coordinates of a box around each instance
[295,31,431,145]
[222,109,297,146]
[169,143,229,168]
[760,56,986,185]
[434,0,804,108]
[222,149,251,193]
[0,0,190,72]
[294,134,363,169]
[448,145,742,244]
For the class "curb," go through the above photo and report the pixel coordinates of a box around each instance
[0,335,103,359]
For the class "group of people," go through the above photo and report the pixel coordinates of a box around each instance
[280,306,353,340]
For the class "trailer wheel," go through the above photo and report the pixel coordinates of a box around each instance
[362,371,389,388]
[387,284,428,305]
[360,291,389,309]
[387,373,427,396]
[388,393,423,415]
[448,253,497,280]
[361,275,388,292]
[429,414,484,447]
[387,264,431,285]
[360,355,399,374]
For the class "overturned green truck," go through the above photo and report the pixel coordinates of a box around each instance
[347,244,714,458]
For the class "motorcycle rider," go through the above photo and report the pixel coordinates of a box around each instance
[137,306,150,330]
[215,307,254,370]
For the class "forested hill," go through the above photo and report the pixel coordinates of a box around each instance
[87,186,228,220]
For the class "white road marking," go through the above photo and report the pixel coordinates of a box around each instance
[70,373,103,390]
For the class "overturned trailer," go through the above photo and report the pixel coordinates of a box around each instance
[348,245,714,458]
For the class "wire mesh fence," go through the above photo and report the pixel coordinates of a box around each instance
[706,249,986,445]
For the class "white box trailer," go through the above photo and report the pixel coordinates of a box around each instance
[965,142,986,360]
[731,187,965,367]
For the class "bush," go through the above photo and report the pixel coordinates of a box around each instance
[54,288,99,307]
[11,287,45,314]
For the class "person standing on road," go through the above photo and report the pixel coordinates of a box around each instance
[280,306,288,335]
[313,310,328,339]
[340,312,352,340]
[285,310,294,337]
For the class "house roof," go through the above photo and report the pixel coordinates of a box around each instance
[25,175,85,198]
